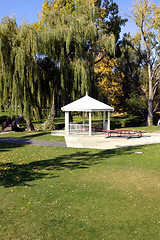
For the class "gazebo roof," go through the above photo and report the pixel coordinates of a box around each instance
[61,93,114,112]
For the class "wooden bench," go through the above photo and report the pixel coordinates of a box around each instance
[103,129,146,139]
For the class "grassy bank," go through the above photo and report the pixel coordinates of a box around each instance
[0,142,160,239]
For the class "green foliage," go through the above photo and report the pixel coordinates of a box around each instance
[0,17,17,111]
[101,0,128,42]
[116,34,147,116]
[38,0,126,103]
[126,94,147,115]
[0,17,41,122]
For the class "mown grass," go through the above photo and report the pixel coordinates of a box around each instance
[0,142,160,239]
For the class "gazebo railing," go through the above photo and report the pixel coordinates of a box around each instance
[69,123,89,134]
[69,122,104,134]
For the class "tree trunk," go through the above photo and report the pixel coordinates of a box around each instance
[147,98,153,126]
[50,89,56,118]
[25,119,35,131]
[141,25,154,126]
[147,63,153,126]
[40,89,57,131]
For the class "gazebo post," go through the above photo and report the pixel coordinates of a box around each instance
[65,111,69,135]
[107,111,110,130]
[89,112,92,136]
[83,112,85,124]
[83,112,85,131]
[103,111,106,130]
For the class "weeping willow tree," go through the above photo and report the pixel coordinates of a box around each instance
[0,17,17,114]
[36,0,126,128]
[36,56,61,130]
[0,16,41,130]
[38,0,116,101]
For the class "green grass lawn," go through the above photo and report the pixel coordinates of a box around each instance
[0,142,160,239]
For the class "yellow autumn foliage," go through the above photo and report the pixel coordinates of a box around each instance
[95,55,124,110]
[154,3,160,42]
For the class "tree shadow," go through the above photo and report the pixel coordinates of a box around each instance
[0,138,37,146]
[0,137,66,147]
[21,132,50,139]
[0,142,23,153]
[0,145,144,188]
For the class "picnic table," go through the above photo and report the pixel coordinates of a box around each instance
[92,124,102,132]
[103,129,146,139]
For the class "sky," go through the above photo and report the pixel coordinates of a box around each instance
[0,0,44,24]
[114,0,137,36]
[114,0,160,37]
[0,0,159,38]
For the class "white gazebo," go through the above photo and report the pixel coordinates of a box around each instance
[61,93,114,136]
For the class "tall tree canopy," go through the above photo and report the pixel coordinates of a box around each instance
[0,17,40,129]
[116,33,148,120]
[154,3,160,42]
[35,0,127,129]
[0,0,127,130]
[37,0,126,100]
[130,0,160,125]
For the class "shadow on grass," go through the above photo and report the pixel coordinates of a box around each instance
[0,132,50,140]
[0,137,66,147]
[20,132,50,139]
[0,142,22,152]
[0,144,143,188]
[0,131,65,143]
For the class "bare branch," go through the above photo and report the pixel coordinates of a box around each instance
[151,63,160,81]
[94,54,105,65]
[153,77,160,99]
[154,100,160,113]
